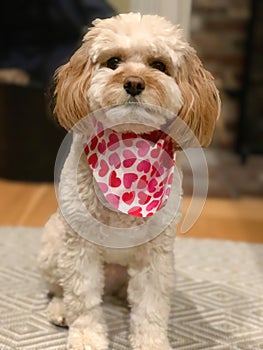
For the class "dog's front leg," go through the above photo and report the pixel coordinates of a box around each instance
[128,249,175,350]
[60,239,108,350]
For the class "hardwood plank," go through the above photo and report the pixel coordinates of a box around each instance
[0,179,262,243]
[0,180,57,226]
[178,197,263,242]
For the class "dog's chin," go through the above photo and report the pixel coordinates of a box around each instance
[107,102,175,141]
[105,101,174,127]
[86,101,179,145]
[112,124,156,134]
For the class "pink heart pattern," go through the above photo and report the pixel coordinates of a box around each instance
[109,152,121,169]
[83,118,176,217]
[137,160,151,173]
[123,173,138,189]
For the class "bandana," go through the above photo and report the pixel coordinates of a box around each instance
[82,121,176,217]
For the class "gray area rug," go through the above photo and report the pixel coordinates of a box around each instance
[0,227,262,350]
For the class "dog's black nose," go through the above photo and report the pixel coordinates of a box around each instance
[123,76,145,96]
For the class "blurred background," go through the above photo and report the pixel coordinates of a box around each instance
[0,0,262,241]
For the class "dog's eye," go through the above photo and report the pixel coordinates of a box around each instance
[150,61,166,73]
[106,57,121,70]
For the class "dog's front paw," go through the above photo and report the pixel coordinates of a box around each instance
[67,315,108,350]
[67,328,108,350]
[47,297,67,327]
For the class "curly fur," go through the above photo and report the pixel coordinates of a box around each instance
[38,13,220,350]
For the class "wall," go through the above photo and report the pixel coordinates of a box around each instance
[190,0,252,149]
[130,0,192,37]
[107,0,130,13]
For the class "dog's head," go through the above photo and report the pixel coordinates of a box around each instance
[54,13,220,146]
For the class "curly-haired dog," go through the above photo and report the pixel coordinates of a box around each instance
[38,13,220,350]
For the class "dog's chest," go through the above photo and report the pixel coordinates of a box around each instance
[102,248,135,266]
[100,245,149,267]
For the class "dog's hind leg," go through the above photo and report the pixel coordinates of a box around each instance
[38,212,67,326]
[38,211,65,295]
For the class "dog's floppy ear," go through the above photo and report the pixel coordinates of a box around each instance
[54,43,94,130]
[176,47,220,147]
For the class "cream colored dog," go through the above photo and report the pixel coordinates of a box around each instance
[38,13,220,350]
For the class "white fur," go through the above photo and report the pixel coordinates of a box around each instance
[38,133,182,349]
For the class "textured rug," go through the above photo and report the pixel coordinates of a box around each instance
[0,227,262,350]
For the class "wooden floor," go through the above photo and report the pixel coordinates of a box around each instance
[0,179,262,243]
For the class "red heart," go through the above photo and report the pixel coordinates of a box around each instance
[106,194,120,209]
[128,206,142,217]
[136,140,150,157]
[123,150,136,168]
[146,200,159,211]
[123,158,136,168]
[88,153,98,169]
[153,188,164,198]
[109,152,121,169]
[90,136,98,151]
[107,133,119,151]
[138,192,151,205]
[137,175,147,189]
[122,132,137,146]
[148,178,158,193]
[84,144,89,154]
[98,159,109,177]
[122,191,135,205]
[123,173,138,189]
[98,140,106,154]
[150,161,159,176]
[109,170,121,187]
[137,160,151,173]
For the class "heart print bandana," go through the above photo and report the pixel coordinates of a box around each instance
[83,120,176,217]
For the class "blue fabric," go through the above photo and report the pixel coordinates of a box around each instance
[0,0,115,84]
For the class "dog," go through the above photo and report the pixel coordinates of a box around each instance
[38,13,220,350]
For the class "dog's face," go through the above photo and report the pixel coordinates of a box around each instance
[55,13,220,146]
[85,15,184,115]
